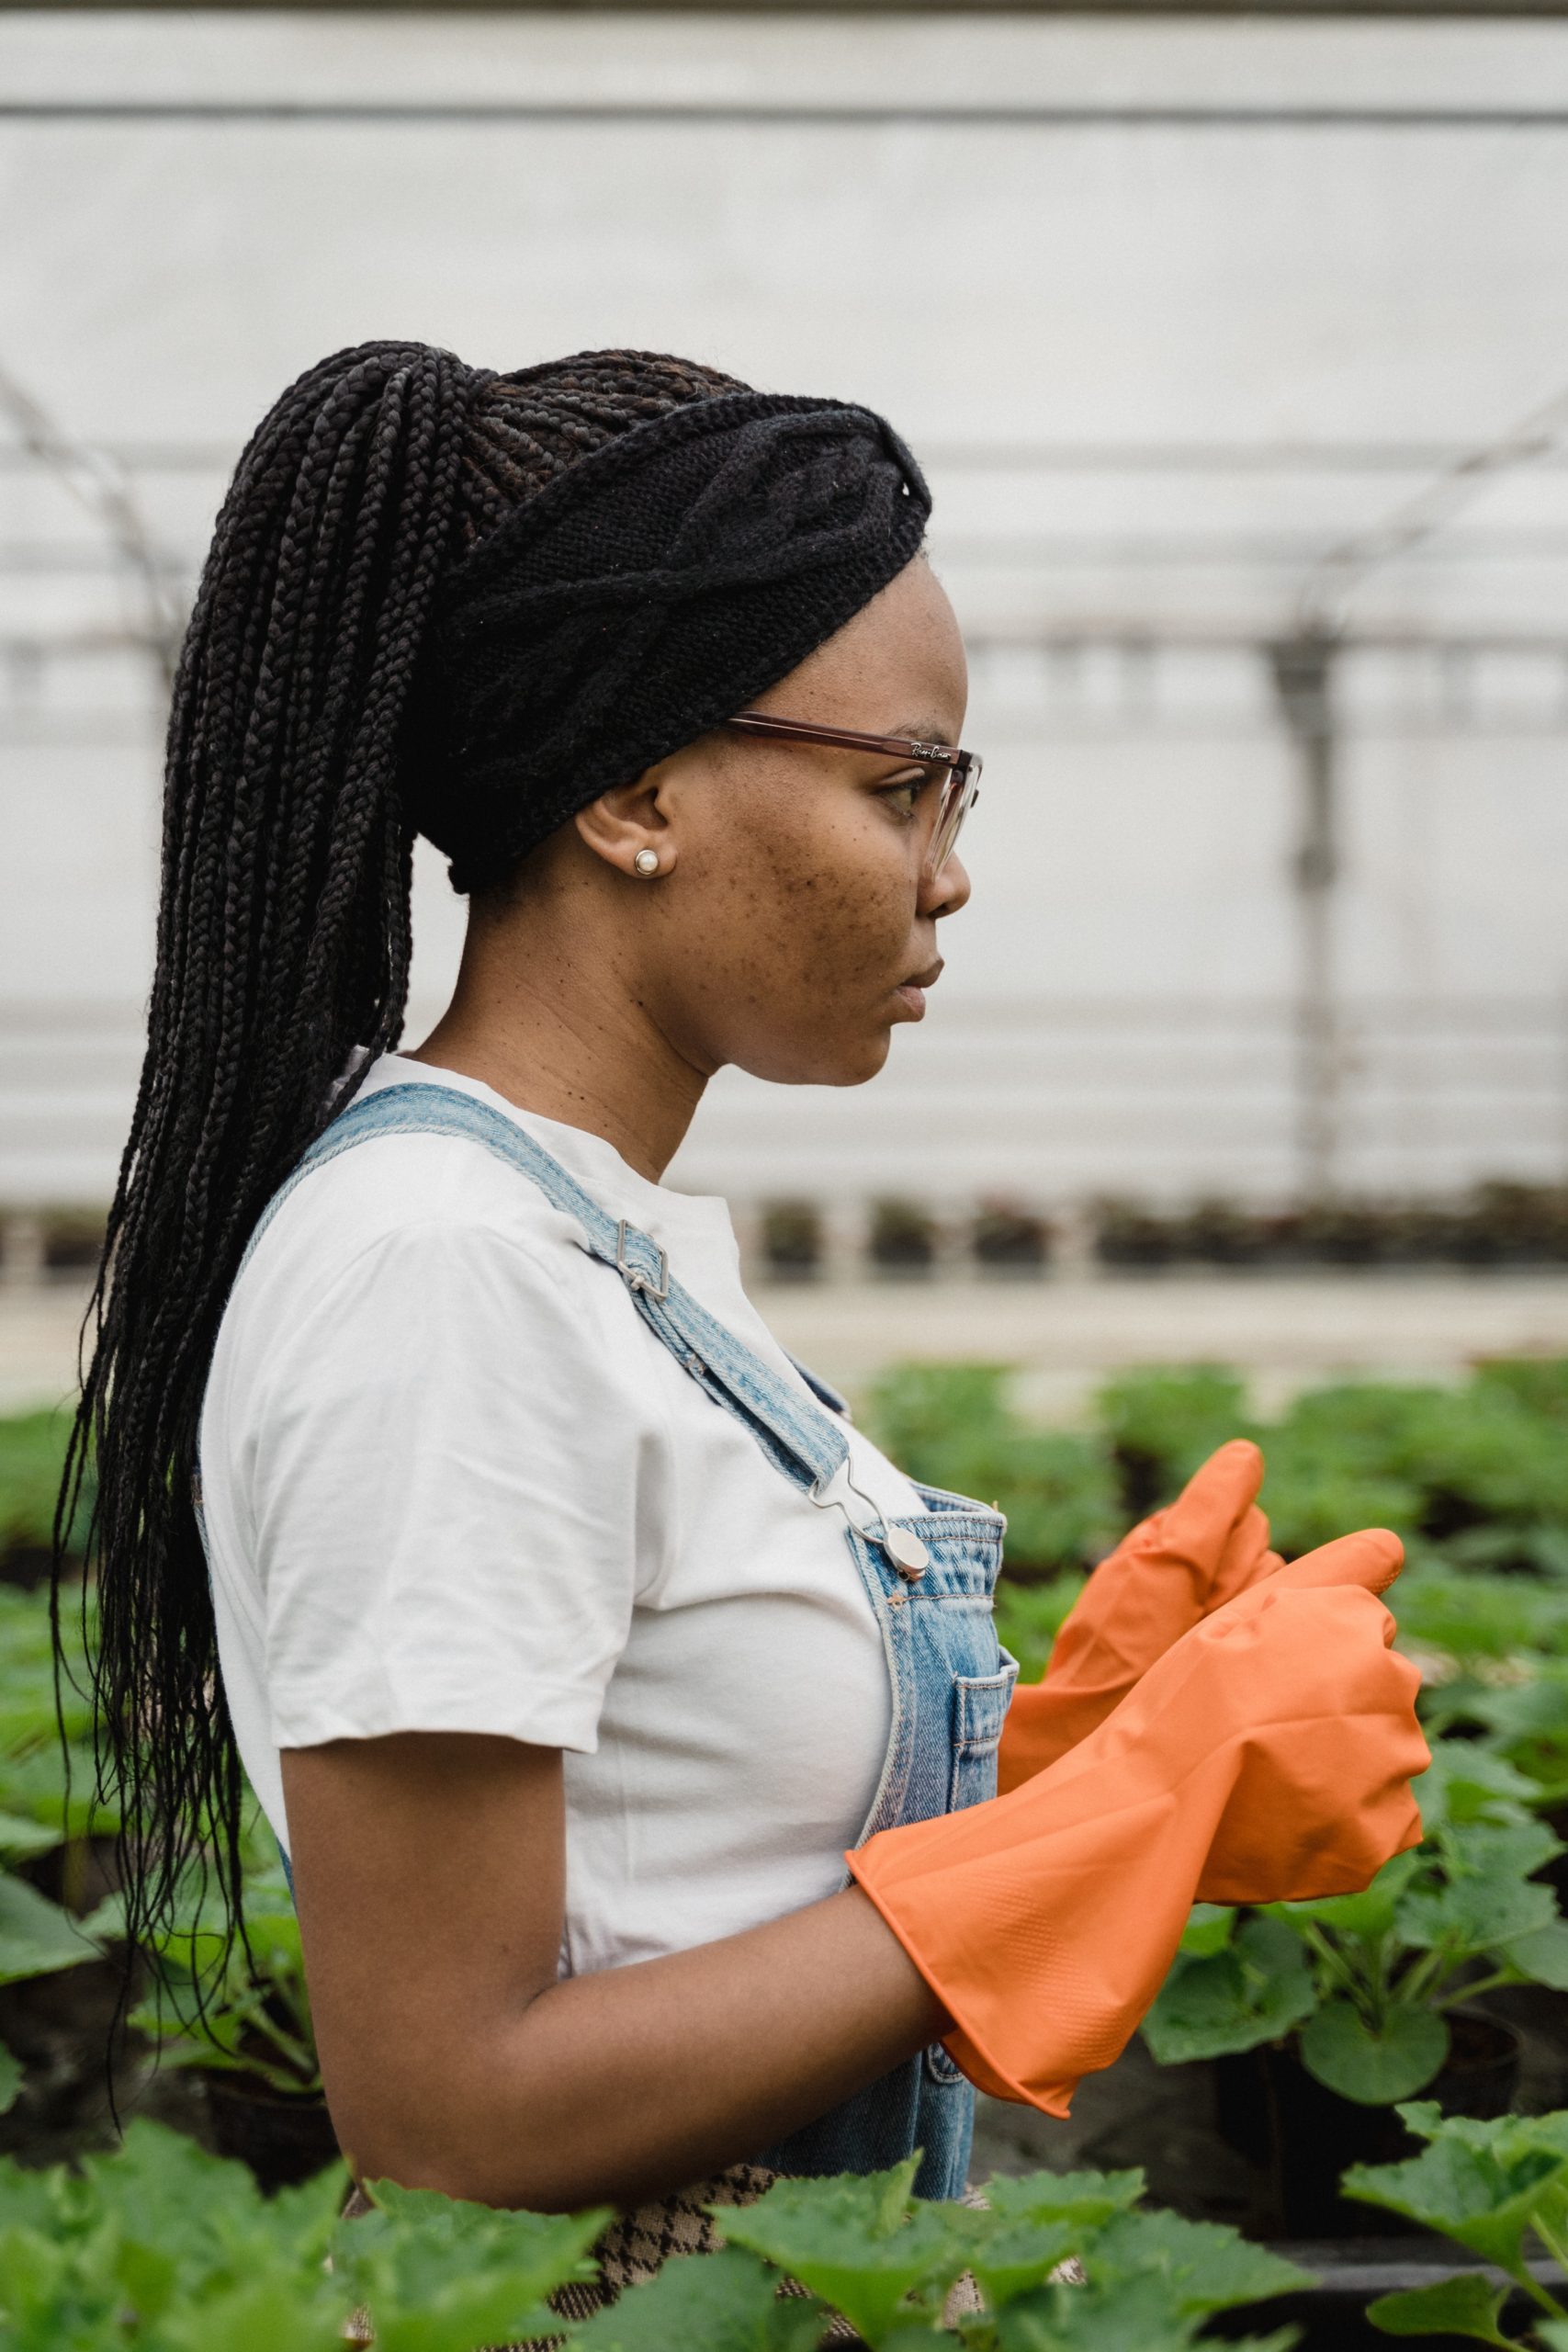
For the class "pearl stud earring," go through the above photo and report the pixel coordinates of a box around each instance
[633,848,660,877]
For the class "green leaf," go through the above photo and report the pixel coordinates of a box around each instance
[0,2039,20,2116]
[1463,1670,1568,1795]
[979,2169,1145,2232]
[995,1577,1091,1683]
[0,2151,78,2239]
[714,2159,965,2346]
[1416,1742,1540,1828]
[995,2270,1301,2352]
[958,2166,1150,2307]
[0,1865,98,1983]
[0,1736,118,1841]
[1397,1876,1558,1959]
[1366,2273,1519,2344]
[1179,1905,1236,1958]
[575,2245,823,2352]
[1396,1566,1568,1668]
[1269,1848,1423,1942]
[949,2211,1079,2311]
[1086,2207,1311,2317]
[1092,1365,1252,1487]
[1300,2001,1450,2105]
[1143,1917,1316,2064]
[0,1810,66,1863]
[994,2272,1197,2352]
[1398,2102,1568,2158]
[1446,1819,1564,1883]
[1343,2115,1568,2274]
[76,2116,294,2260]
[866,1364,1119,1584]
[155,2273,351,2352]
[1498,1920,1568,1990]
[339,2177,609,2348]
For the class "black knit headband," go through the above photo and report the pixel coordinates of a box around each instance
[410,388,932,895]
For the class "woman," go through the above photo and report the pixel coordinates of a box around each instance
[63,344,1426,2240]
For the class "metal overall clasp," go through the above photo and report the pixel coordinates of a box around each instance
[615,1219,671,1305]
[811,1460,931,1581]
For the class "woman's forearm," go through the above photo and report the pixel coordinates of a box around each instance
[283,1734,947,2212]
[341,1884,946,2211]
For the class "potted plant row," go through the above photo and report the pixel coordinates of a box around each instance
[1143,1736,1568,2236]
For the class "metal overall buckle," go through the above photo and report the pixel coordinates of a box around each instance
[811,1460,930,1581]
[615,1219,670,1305]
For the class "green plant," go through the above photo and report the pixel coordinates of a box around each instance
[1396,1559,1568,1670]
[972,1204,1050,1275]
[0,1405,94,1568]
[1446,1668,1568,1804]
[1093,1368,1253,1497]
[590,2156,1308,2350]
[992,1577,1087,1683]
[0,1582,111,1849]
[1144,1741,1568,2105]
[1088,1360,1568,1570]
[1344,2102,1568,2345]
[761,1201,823,1280]
[0,2125,1309,2351]
[118,1807,320,2099]
[0,2116,609,2351]
[0,1571,311,2109]
[0,1581,114,2114]
[870,1199,939,1273]
[863,1366,1119,1577]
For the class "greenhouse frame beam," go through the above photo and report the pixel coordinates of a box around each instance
[7,96,1568,123]
[6,1,1568,15]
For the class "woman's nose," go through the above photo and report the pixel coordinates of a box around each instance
[922,850,972,919]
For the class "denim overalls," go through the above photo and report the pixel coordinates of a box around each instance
[201,1080,1015,2199]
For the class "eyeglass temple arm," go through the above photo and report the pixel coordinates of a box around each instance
[725,712,962,766]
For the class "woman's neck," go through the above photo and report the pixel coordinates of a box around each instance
[403,912,707,1186]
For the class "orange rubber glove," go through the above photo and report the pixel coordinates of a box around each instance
[851,1530,1427,2117]
[999,1439,1282,1793]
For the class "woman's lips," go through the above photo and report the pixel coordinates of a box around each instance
[894,958,942,1018]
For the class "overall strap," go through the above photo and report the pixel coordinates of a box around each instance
[241,1082,927,1576]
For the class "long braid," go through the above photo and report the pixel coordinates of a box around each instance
[56,339,748,1970]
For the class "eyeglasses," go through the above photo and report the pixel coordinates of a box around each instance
[724,710,982,880]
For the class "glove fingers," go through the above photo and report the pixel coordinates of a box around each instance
[1154,1439,1265,1566]
[1205,1507,1283,1611]
[1277,1528,1404,1597]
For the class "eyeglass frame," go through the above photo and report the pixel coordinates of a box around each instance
[722,710,982,878]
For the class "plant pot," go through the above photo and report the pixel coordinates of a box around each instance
[0,1543,55,1591]
[201,2071,341,2192]
[1214,2013,1522,2239]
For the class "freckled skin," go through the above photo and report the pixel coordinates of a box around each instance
[411,551,974,1178]
[637,554,971,1087]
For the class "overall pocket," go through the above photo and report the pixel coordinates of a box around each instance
[947,1655,1019,1813]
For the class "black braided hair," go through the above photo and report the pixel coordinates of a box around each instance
[54,340,748,1973]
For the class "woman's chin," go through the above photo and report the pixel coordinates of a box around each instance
[738,1030,894,1088]
[819,1031,896,1088]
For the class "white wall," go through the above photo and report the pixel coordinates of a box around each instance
[4,9,1568,1204]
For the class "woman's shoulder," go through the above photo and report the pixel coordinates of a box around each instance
[222,1121,599,1371]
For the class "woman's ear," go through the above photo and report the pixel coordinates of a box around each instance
[574,757,680,880]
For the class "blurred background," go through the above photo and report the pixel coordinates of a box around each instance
[10,3,1568,2229]
[6,0,1568,1405]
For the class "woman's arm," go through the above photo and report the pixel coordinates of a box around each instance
[281,1732,947,2212]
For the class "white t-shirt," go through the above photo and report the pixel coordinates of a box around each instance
[197,1051,920,1975]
